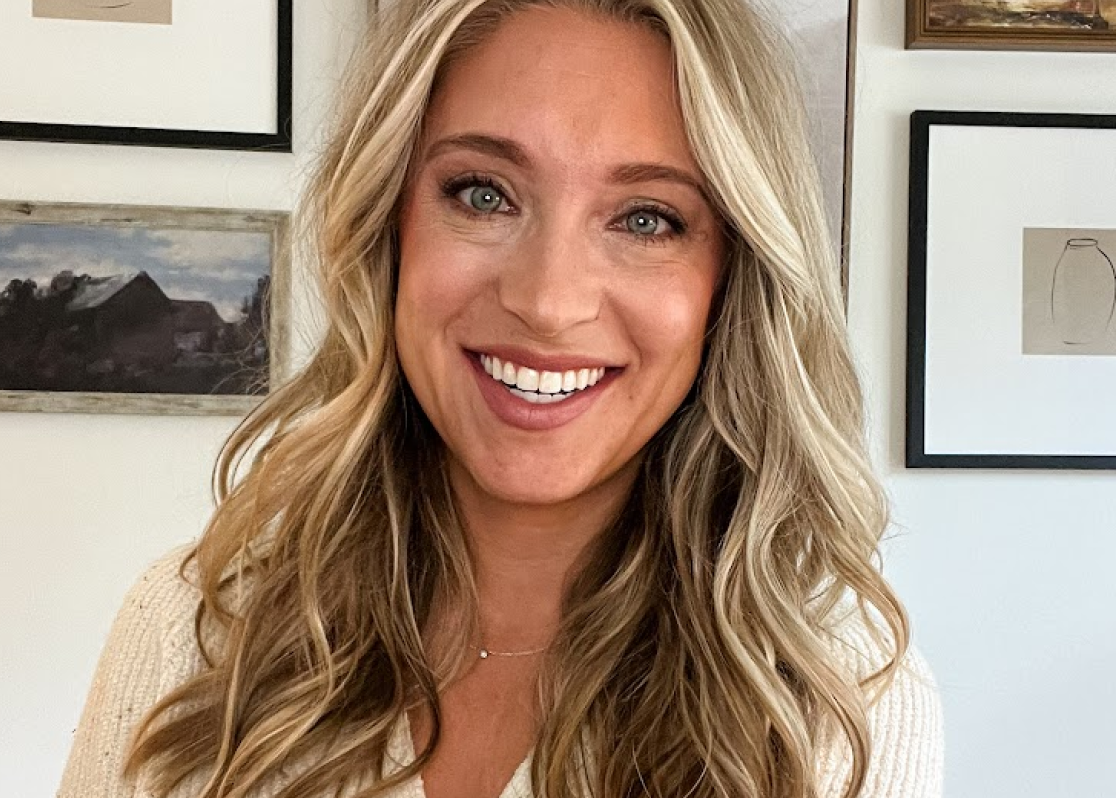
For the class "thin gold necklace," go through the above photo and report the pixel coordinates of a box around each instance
[475,644,549,660]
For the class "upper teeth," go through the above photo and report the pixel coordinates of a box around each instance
[480,354,605,395]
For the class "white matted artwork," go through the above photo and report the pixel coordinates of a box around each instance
[907,111,1116,469]
[33,0,172,25]
[0,0,290,150]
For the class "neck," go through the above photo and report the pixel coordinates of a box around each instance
[446,458,638,649]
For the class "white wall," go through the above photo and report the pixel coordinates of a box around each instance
[3,0,1114,796]
[0,2,362,795]
[848,2,1116,797]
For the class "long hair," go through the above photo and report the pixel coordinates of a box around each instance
[125,2,908,797]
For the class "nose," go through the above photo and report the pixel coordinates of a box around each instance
[497,218,602,337]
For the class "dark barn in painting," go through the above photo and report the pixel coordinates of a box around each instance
[0,270,268,396]
[62,272,177,375]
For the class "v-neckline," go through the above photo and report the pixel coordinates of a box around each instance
[395,711,534,798]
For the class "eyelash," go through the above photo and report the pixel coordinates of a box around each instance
[438,172,689,245]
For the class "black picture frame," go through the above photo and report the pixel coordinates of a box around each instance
[0,0,292,152]
[907,110,1116,470]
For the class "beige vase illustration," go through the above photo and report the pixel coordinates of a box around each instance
[1051,238,1116,345]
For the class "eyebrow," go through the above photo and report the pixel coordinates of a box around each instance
[426,133,531,168]
[424,133,711,202]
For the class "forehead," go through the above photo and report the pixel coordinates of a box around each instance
[422,6,698,174]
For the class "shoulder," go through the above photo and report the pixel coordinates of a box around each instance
[814,604,945,798]
[75,543,209,707]
[114,544,206,679]
[57,544,209,797]
[822,602,938,691]
[122,544,202,623]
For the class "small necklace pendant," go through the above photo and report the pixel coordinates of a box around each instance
[478,649,490,659]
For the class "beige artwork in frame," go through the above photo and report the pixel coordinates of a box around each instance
[0,202,290,416]
[33,0,173,25]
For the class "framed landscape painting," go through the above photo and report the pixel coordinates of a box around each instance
[0,202,289,415]
[908,0,1116,50]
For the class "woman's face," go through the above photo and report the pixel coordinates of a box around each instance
[396,6,725,510]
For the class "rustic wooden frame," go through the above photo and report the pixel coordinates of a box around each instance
[0,201,290,416]
[907,0,1116,51]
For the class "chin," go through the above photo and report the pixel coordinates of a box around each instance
[472,466,596,508]
[450,448,628,510]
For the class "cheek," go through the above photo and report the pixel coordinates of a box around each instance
[395,200,482,343]
[627,268,719,377]
[395,201,453,385]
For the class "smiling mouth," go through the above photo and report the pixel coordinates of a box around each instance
[477,353,607,405]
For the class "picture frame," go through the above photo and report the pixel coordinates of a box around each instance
[907,0,1116,51]
[0,0,293,151]
[783,0,860,298]
[907,110,1116,469]
[0,201,290,415]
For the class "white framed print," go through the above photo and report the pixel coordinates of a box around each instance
[907,111,1116,469]
[0,0,292,151]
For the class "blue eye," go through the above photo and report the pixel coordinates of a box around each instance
[621,205,686,242]
[625,210,667,236]
[442,174,511,215]
[462,185,505,213]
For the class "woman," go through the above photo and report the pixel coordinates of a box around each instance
[59,1,943,797]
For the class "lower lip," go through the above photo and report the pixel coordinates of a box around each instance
[466,352,616,431]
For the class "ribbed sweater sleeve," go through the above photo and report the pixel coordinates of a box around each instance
[56,546,202,798]
[815,613,945,798]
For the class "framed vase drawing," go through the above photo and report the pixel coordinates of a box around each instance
[0,201,290,415]
[0,0,293,151]
[907,0,1116,51]
[907,111,1116,469]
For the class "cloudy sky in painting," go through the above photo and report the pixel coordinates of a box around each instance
[0,222,270,322]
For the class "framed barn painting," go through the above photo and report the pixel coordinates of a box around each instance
[0,1,293,150]
[907,111,1116,469]
[0,202,289,415]
[908,0,1116,51]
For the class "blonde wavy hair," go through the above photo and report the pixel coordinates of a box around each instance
[126,1,908,797]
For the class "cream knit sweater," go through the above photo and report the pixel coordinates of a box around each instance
[58,548,944,798]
